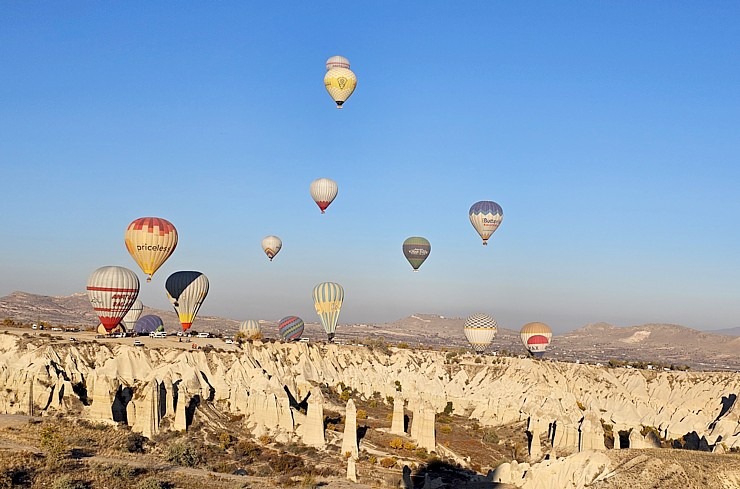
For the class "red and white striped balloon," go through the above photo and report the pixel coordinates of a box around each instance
[87,266,140,332]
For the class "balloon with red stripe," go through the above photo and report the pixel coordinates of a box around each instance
[310,178,338,213]
[87,266,140,333]
[278,316,304,341]
[520,322,553,358]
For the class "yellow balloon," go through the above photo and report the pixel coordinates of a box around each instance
[124,217,178,282]
[324,67,357,109]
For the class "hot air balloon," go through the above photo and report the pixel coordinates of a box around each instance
[310,178,338,213]
[125,217,178,282]
[326,55,350,70]
[121,299,143,331]
[97,323,125,335]
[324,56,356,108]
[87,266,140,333]
[278,316,304,341]
[520,322,553,358]
[239,319,262,338]
[135,315,164,334]
[313,282,344,341]
[464,313,497,353]
[165,271,209,332]
[402,237,431,271]
[261,236,282,261]
[469,201,503,246]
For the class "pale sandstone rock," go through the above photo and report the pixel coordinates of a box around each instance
[87,372,119,423]
[342,399,359,459]
[578,411,605,451]
[553,421,579,450]
[521,450,610,489]
[528,425,543,460]
[1,338,739,451]
[410,402,436,453]
[391,392,405,435]
[301,387,325,448]
[347,456,357,482]
[491,461,511,484]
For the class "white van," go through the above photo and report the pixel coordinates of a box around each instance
[150,331,167,338]
[196,332,210,338]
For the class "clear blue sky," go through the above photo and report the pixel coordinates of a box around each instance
[1,2,738,333]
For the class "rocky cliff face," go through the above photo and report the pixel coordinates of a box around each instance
[1,332,739,469]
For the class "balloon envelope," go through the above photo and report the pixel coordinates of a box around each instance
[239,319,262,338]
[469,201,503,246]
[310,178,338,213]
[165,271,209,331]
[402,237,431,271]
[520,322,553,358]
[313,282,344,341]
[324,67,357,108]
[326,55,350,71]
[97,323,125,335]
[135,315,164,334]
[278,316,304,341]
[87,266,140,333]
[261,236,282,261]
[121,299,143,330]
[464,313,498,353]
[124,217,178,281]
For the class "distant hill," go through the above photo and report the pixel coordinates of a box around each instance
[1,292,739,370]
[708,326,740,337]
[0,290,241,334]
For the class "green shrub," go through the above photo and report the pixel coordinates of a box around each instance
[106,463,136,480]
[40,425,68,467]
[481,428,499,444]
[136,477,167,489]
[165,442,202,467]
[51,477,88,489]
[126,433,147,453]
[218,432,235,450]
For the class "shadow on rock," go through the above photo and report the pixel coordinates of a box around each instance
[403,459,509,489]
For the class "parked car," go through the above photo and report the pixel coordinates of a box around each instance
[224,339,233,344]
[133,340,144,347]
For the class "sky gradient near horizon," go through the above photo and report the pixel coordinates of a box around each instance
[1,3,739,333]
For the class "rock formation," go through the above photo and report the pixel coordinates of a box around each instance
[342,398,359,459]
[346,456,357,482]
[578,411,605,451]
[300,387,325,448]
[0,332,739,456]
[410,401,436,453]
[390,391,405,435]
